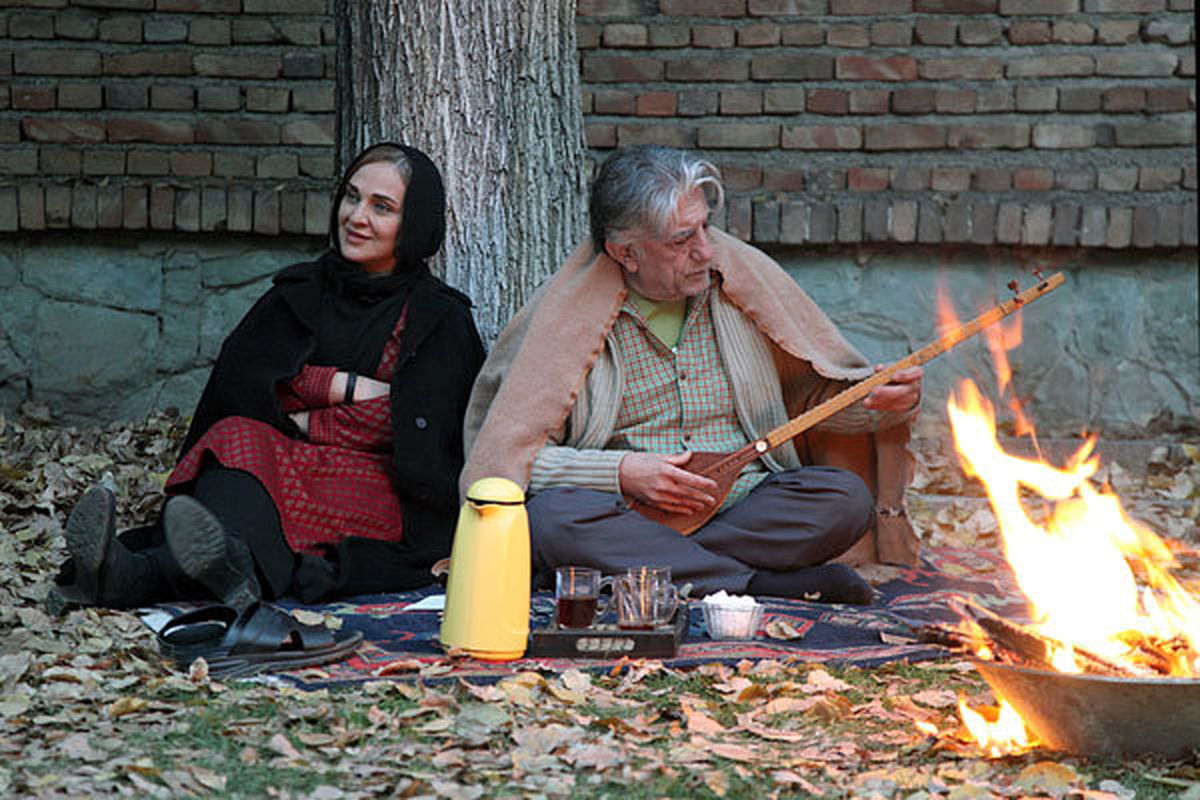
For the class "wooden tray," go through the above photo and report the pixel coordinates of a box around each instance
[526,607,688,659]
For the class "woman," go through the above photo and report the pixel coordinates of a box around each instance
[51,144,485,656]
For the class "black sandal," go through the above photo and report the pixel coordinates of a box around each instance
[158,602,363,679]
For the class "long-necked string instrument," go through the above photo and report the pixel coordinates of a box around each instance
[628,272,1066,535]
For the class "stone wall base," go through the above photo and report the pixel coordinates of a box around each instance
[1,233,1195,440]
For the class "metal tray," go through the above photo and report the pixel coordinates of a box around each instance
[526,607,688,659]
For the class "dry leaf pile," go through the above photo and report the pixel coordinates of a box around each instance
[2,409,1198,798]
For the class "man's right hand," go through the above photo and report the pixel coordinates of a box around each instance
[618,451,718,515]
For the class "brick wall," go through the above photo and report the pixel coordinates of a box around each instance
[0,1,1195,249]
[577,0,1197,249]
[0,0,335,236]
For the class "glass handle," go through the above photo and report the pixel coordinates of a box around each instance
[596,575,614,616]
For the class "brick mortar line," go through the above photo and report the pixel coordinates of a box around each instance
[581,40,1195,53]
[582,78,1194,86]
[578,13,1192,19]
[738,193,1199,206]
[2,44,335,54]
[582,112,1198,121]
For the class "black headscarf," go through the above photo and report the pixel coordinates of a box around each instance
[314,143,447,369]
[327,142,447,275]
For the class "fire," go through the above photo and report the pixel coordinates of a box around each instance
[938,275,1200,754]
[948,380,1200,677]
[957,696,1034,757]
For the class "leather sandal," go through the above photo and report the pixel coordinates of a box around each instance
[157,602,363,679]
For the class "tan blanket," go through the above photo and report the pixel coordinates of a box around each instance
[462,228,919,565]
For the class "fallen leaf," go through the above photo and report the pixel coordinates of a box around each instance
[709,742,759,763]
[464,683,505,703]
[681,701,725,735]
[373,658,423,676]
[560,668,592,692]
[58,732,105,762]
[545,683,585,705]
[1015,761,1080,794]
[736,682,769,704]
[290,608,326,627]
[106,695,149,718]
[764,618,807,640]
[801,669,852,694]
[703,769,730,796]
[268,733,304,760]
[808,695,853,722]
[770,769,823,794]
[764,696,819,715]
[188,657,209,682]
[1097,778,1137,800]
[0,694,31,718]
[912,689,957,708]
[188,765,227,792]
[564,743,623,770]
[429,779,484,800]
[0,653,33,688]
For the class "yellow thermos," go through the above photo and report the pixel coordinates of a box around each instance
[439,477,530,660]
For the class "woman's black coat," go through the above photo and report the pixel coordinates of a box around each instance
[178,253,486,587]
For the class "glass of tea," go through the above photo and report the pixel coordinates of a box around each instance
[615,565,678,630]
[554,566,610,629]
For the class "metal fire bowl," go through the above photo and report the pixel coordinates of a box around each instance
[974,660,1200,758]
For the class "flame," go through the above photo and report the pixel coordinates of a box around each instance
[948,380,1200,677]
[939,277,1200,754]
[957,696,1035,757]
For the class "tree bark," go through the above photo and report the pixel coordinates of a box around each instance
[336,1,588,342]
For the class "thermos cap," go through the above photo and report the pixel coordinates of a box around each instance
[465,476,525,506]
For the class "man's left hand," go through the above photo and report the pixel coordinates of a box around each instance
[863,365,922,412]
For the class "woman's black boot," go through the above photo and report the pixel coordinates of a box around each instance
[163,495,261,613]
[50,484,165,610]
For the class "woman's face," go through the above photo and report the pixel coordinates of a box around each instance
[337,161,407,274]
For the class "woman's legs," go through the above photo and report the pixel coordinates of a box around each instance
[56,465,296,610]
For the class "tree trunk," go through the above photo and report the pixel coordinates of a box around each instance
[336,1,588,343]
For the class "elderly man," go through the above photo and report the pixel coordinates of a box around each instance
[463,145,921,603]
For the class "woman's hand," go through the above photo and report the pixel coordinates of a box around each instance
[619,451,718,515]
[330,372,391,404]
[863,365,923,412]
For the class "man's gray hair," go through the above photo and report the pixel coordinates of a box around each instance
[589,145,724,253]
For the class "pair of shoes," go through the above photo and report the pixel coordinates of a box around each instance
[164,495,261,615]
[157,602,363,679]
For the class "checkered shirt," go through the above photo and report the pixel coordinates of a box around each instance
[608,288,767,510]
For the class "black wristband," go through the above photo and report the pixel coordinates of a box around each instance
[344,372,357,404]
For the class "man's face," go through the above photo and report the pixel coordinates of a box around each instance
[607,187,715,302]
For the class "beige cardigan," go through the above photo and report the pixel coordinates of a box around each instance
[462,229,920,566]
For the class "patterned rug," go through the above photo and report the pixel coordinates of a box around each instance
[256,545,1029,690]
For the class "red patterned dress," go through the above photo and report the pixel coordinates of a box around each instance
[165,315,408,556]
